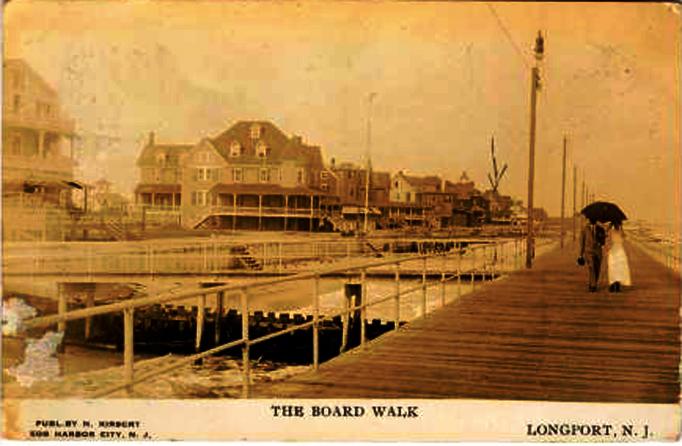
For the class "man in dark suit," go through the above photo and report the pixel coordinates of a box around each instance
[578,219,606,292]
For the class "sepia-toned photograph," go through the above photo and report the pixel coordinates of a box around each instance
[2,0,680,441]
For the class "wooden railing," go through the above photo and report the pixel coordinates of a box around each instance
[628,233,680,274]
[3,237,535,277]
[17,237,541,398]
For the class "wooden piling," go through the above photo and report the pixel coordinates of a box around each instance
[240,290,250,398]
[214,291,224,346]
[123,307,134,395]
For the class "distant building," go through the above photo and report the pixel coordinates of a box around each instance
[134,132,192,208]
[390,171,441,204]
[2,59,79,241]
[91,178,130,214]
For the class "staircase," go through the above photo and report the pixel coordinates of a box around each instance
[323,214,353,233]
[232,245,263,270]
[364,240,384,258]
[102,219,140,241]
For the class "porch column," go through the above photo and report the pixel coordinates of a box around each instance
[151,192,156,207]
[284,195,288,232]
[258,194,263,231]
[232,193,237,231]
[172,192,176,208]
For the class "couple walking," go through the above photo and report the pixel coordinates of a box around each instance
[578,218,631,292]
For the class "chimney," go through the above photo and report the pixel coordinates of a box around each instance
[292,135,303,145]
[148,131,156,146]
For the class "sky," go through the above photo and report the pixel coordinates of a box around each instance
[4,1,680,225]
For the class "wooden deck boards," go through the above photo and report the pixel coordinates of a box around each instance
[256,242,681,403]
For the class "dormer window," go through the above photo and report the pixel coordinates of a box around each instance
[250,123,262,139]
[230,141,241,157]
[256,141,268,158]
[155,153,167,166]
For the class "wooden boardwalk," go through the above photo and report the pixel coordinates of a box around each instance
[257,242,681,403]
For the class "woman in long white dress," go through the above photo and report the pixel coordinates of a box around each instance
[607,222,631,292]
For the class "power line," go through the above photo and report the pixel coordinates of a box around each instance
[485,3,531,70]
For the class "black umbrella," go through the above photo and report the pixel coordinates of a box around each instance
[581,201,627,224]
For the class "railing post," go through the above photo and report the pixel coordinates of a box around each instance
[457,245,462,300]
[421,256,427,316]
[360,269,367,347]
[57,283,67,333]
[394,262,400,330]
[195,294,206,365]
[440,252,446,307]
[278,242,283,273]
[471,246,476,290]
[492,243,497,280]
[240,289,250,398]
[312,274,320,370]
[84,286,95,341]
[123,307,134,395]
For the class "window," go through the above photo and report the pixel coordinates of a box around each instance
[191,191,208,206]
[320,170,328,180]
[260,168,271,183]
[250,123,262,139]
[256,141,268,158]
[156,153,166,166]
[233,167,243,183]
[405,192,411,202]
[11,135,21,155]
[195,151,211,162]
[296,168,305,185]
[154,169,161,182]
[230,141,241,157]
[195,167,213,181]
[13,95,21,113]
[321,183,328,191]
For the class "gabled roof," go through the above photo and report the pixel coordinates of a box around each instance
[136,142,193,167]
[399,173,442,189]
[210,121,323,169]
[3,59,58,98]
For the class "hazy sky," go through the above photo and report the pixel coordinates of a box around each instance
[5,1,680,224]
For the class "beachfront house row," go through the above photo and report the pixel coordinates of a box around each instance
[2,59,81,241]
[180,120,331,231]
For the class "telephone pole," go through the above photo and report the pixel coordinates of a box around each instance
[573,164,578,242]
[526,31,544,268]
[560,136,567,248]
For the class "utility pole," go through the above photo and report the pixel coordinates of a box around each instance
[560,136,567,249]
[581,177,586,210]
[363,92,377,234]
[526,30,544,269]
[573,164,578,242]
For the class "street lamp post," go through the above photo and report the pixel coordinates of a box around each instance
[363,92,377,234]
